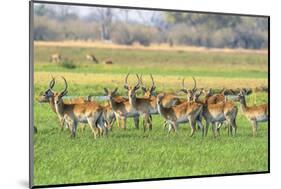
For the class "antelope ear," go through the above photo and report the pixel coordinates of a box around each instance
[141,86,147,92]
[195,90,202,97]
[151,86,156,92]
[180,89,187,93]
[124,85,129,90]
[134,85,140,91]
[113,87,118,95]
[104,88,109,95]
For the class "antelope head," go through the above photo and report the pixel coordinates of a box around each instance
[237,89,246,102]
[140,74,156,98]
[123,73,141,99]
[38,77,56,103]
[202,88,212,98]
[193,89,203,102]
[104,87,118,101]
[180,77,197,102]
[53,76,68,106]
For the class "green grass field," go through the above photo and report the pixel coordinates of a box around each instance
[33,43,268,186]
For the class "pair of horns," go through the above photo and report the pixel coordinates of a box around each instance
[139,74,155,88]
[49,76,68,95]
[182,77,197,92]
[124,73,141,89]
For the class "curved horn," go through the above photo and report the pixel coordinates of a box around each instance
[60,76,68,95]
[150,74,155,88]
[124,73,130,90]
[49,76,55,90]
[135,74,141,88]
[125,73,130,85]
[139,74,144,86]
[182,78,185,89]
[192,77,197,91]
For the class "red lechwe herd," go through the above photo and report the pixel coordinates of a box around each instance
[38,74,268,138]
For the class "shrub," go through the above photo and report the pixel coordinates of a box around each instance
[59,60,76,69]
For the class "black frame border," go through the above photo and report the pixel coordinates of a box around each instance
[29,0,270,188]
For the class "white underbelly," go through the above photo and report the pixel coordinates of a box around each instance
[256,115,268,122]
[126,112,138,117]
[77,116,88,123]
[176,116,188,123]
[211,113,225,122]
[150,109,158,114]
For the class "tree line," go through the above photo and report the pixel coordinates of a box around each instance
[34,4,268,49]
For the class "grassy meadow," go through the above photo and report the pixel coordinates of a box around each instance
[33,42,269,186]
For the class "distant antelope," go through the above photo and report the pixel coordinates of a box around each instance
[86,54,99,63]
[156,93,204,136]
[237,90,268,136]
[104,88,139,130]
[104,58,113,64]
[53,77,107,138]
[49,53,62,63]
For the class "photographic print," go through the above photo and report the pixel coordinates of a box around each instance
[30,1,269,188]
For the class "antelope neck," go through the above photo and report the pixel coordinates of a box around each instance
[49,97,57,113]
[156,100,164,116]
[108,98,118,111]
[55,100,65,117]
[129,94,137,108]
[239,96,247,113]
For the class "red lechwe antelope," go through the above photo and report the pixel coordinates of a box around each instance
[202,88,226,104]
[49,53,61,63]
[198,88,228,134]
[38,77,73,131]
[156,93,204,136]
[124,74,162,132]
[52,77,107,138]
[86,54,99,63]
[237,90,268,136]
[139,74,181,107]
[38,77,103,132]
[104,88,139,130]
[200,91,238,137]
[139,74,182,130]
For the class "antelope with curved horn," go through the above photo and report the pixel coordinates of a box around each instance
[124,73,159,132]
[179,77,197,102]
[104,88,139,130]
[38,77,68,131]
[237,90,268,136]
[38,77,94,132]
[53,77,107,138]
[140,74,181,107]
